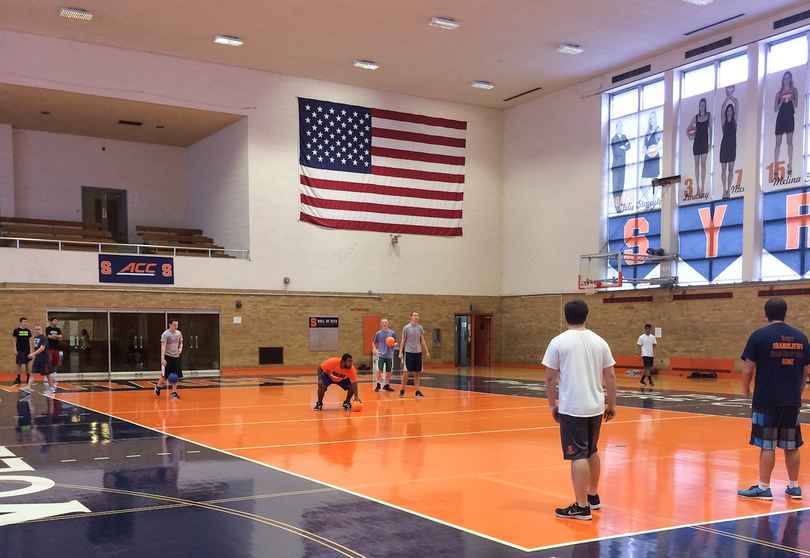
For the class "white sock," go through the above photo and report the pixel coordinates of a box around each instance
[758,482,770,490]
[788,480,799,489]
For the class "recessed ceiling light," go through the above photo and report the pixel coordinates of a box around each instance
[353,60,379,70]
[60,7,92,20]
[214,35,244,47]
[557,44,584,55]
[682,0,713,5]
[470,81,494,90]
[429,17,459,30]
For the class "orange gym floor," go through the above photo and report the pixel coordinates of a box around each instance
[27,370,809,553]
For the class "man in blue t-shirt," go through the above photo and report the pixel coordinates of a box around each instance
[371,318,398,392]
[738,298,809,501]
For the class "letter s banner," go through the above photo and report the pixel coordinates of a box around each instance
[98,255,174,285]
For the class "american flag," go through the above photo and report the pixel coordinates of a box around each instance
[298,97,466,237]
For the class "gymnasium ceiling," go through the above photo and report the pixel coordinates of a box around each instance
[0,0,806,145]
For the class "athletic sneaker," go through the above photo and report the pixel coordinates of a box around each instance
[12,377,21,386]
[45,387,56,395]
[19,386,31,394]
[382,385,395,392]
[587,493,601,510]
[649,379,654,386]
[314,401,323,411]
[554,503,591,520]
[785,486,802,499]
[375,383,381,392]
[738,485,773,500]
[154,384,161,397]
[639,378,646,386]
[415,390,425,399]
[342,401,352,410]
[171,392,180,400]
[399,390,405,398]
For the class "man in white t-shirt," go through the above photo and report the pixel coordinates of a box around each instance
[637,323,657,386]
[542,299,617,520]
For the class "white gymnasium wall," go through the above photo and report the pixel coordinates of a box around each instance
[186,118,249,250]
[502,6,810,296]
[0,123,13,216]
[502,87,604,295]
[12,130,186,242]
[0,29,503,296]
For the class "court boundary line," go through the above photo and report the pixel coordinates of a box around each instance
[53,395,531,552]
[52,385,803,554]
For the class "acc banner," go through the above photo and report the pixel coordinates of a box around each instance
[762,63,806,191]
[678,198,743,284]
[98,255,174,285]
[608,210,662,283]
[762,187,810,279]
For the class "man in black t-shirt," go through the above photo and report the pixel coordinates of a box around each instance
[21,324,56,395]
[46,318,62,381]
[12,317,32,386]
[738,298,809,501]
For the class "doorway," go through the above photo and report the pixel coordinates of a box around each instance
[82,186,128,243]
[455,313,493,367]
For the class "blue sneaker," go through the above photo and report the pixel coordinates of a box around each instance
[738,485,773,500]
[785,486,802,500]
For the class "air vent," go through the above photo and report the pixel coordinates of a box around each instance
[503,87,542,102]
[673,291,733,301]
[774,9,810,30]
[685,37,732,59]
[612,65,651,84]
[758,287,810,297]
[259,347,284,365]
[603,295,654,304]
[118,120,143,127]
[684,13,744,36]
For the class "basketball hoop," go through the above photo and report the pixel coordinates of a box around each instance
[583,285,598,296]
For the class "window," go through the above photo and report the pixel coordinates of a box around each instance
[608,79,665,217]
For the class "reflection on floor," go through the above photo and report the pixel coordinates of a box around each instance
[1,368,808,557]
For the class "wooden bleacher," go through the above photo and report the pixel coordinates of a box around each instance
[0,216,115,250]
[136,225,229,257]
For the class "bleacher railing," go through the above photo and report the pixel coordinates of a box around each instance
[0,237,249,259]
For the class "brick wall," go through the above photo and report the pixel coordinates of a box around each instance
[6,282,808,374]
[0,284,499,371]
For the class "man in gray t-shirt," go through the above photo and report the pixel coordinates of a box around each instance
[399,312,430,399]
[156,320,183,399]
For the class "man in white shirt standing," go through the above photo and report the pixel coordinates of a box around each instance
[637,323,657,386]
[543,299,617,520]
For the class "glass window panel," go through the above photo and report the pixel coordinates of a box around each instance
[611,89,639,118]
[683,65,716,98]
[641,81,665,110]
[768,35,809,74]
[718,55,749,87]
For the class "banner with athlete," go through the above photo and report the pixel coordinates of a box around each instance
[712,83,746,200]
[678,91,715,205]
[762,63,806,191]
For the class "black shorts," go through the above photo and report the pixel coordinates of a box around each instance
[321,372,352,390]
[16,351,31,365]
[163,356,183,379]
[404,352,423,373]
[642,356,654,368]
[560,413,603,460]
[32,360,50,376]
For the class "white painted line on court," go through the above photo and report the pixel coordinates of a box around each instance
[94,457,109,460]
[57,396,530,552]
[126,455,141,458]
[61,459,76,463]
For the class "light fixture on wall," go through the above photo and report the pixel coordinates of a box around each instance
[60,7,93,20]
[353,60,379,70]
[557,44,584,55]
[390,234,400,245]
[429,17,459,30]
[214,35,245,47]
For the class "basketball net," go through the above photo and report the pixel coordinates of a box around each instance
[583,286,598,296]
